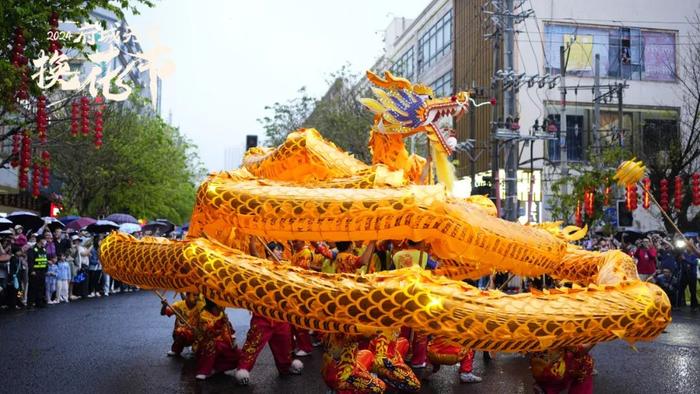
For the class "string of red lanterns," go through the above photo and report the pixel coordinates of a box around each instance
[674,176,683,211]
[659,179,669,212]
[642,177,651,209]
[692,173,700,206]
[11,27,29,101]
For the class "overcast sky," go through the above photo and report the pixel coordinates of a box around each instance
[127,0,428,172]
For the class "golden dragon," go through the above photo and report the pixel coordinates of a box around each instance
[101,71,671,353]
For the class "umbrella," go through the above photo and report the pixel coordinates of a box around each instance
[614,230,644,243]
[7,211,44,233]
[119,222,142,234]
[105,213,139,225]
[85,220,119,234]
[58,215,81,225]
[0,217,14,232]
[66,217,97,231]
[42,217,66,231]
[142,220,173,235]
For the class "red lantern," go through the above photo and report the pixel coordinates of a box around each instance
[660,179,669,212]
[71,101,79,137]
[575,200,583,227]
[11,133,20,167]
[626,184,637,211]
[603,188,609,206]
[32,163,40,198]
[94,96,104,148]
[37,95,48,144]
[642,177,651,209]
[692,173,700,206]
[13,28,29,100]
[674,176,683,210]
[81,96,90,136]
[584,190,594,217]
[41,151,50,188]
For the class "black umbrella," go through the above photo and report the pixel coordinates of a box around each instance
[7,211,44,233]
[42,217,66,231]
[105,213,139,225]
[85,220,119,234]
[142,220,173,235]
[644,230,667,238]
[0,217,14,232]
[614,230,644,243]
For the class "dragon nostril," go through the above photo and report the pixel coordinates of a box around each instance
[451,96,457,102]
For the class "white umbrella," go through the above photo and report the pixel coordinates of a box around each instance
[119,222,142,234]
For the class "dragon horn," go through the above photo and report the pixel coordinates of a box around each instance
[371,87,408,117]
[358,98,386,115]
[383,71,413,90]
[367,70,390,89]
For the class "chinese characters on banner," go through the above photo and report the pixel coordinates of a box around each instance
[31,22,174,109]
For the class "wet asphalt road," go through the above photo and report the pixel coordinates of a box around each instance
[1,290,698,394]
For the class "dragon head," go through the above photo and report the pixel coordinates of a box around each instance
[359,70,469,156]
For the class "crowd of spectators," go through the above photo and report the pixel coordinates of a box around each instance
[583,232,700,309]
[0,223,139,310]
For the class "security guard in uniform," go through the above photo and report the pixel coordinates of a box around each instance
[27,236,48,307]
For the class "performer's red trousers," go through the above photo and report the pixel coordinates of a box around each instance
[399,327,428,366]
[171,328,194,355]
[293,326,313,353]
[238,314,294,373]
[459,349,475,373]
[196,340,240,376]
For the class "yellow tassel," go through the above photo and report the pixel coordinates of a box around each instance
[431,144,456,193]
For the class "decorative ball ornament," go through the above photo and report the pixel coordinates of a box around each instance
[446,136,457,150]
[614,159,646,186]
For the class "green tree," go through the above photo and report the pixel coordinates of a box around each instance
[304,66,373,163]
[49,99,203,224]
[0,0,152,167]
[257,66,373,162]
[549,146,631,228]
[0,0,153,107]
[257,87,315,147]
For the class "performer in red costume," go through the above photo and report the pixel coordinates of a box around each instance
[160,292,203,357]
[194,299,241,380]
[427,337,482,383]
[289,240,335,356]
[235,240,303,385]
[529,345,595,394]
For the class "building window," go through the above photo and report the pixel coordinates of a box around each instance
[418,10,452,73]
[390,47,414,80]
[432,71,452,97]
[544,23,676,81]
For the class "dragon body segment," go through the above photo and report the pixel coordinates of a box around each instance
[101,71,671,354]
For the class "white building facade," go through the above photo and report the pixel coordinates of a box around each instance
[510,0,698,229]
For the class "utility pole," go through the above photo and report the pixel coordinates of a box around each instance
[617,83,624,147]
[489,1,502,216]
[504,0,518,221]
[559,45,568,197]
[470,81,477,191]
[593,53,601,159]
